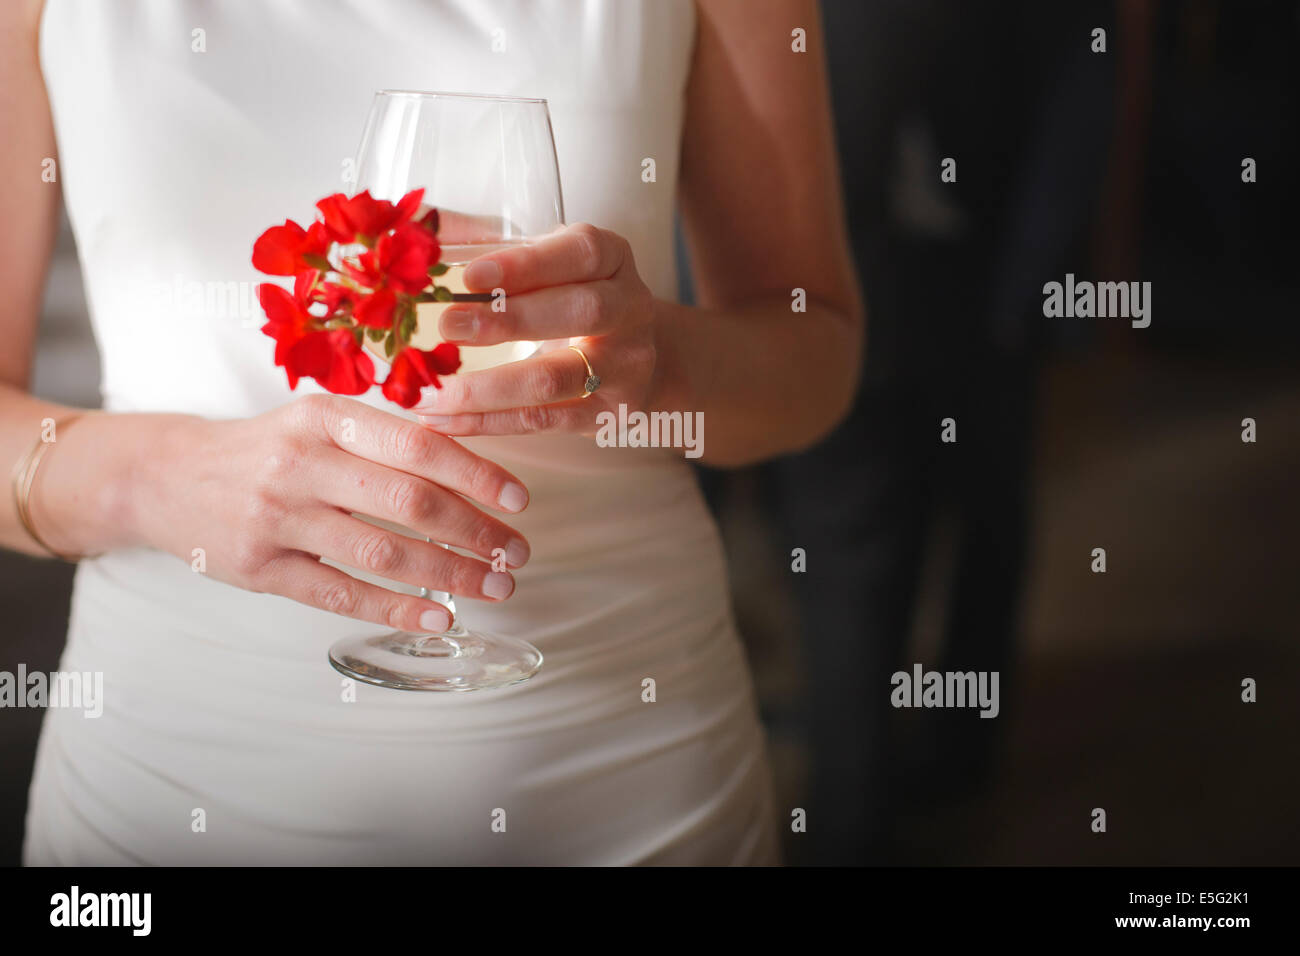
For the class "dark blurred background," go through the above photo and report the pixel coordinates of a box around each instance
[696,0,1300,866]
[3,0,1299,866]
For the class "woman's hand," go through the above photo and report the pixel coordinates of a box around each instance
[124,395,531,631]
[412,222,662,436]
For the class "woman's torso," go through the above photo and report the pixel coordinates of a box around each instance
[25,0,779,865]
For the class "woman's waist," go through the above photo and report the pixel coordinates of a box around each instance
[61,542,744,743]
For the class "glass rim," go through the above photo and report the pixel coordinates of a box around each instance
[373,89,548,105]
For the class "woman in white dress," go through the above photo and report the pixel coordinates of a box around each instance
[4,0,861,864]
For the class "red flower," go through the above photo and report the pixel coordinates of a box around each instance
[381,344,461,408]
[375,222,441,294]
[258,284,316,388]
[353,287,397,329]
[393,187,426,227]
[292,270,319,309]
[314,281,359,314]
[252,219,331,276]
[340,248,384,289]
[315,188,425,244]
[287,328,376,395]
[254,189,454,405]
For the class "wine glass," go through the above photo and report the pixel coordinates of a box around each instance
[327,90,564,692]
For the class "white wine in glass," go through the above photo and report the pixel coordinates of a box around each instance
[328,90,564,692]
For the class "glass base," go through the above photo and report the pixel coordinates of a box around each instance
[328,622,543,692]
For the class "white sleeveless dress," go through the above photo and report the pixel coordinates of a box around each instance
[26,0,779,865]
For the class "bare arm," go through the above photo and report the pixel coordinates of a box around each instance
[0,0,183,560]
[0,0,105,557]
[668,0,864,464]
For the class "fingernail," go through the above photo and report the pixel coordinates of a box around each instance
[440,308,478,342]
[417,415,454,426]
[505,537,530,567]
[498,482,528,513]
[483,571,514,600]
[419,607,452,632]
[464,258,502,290]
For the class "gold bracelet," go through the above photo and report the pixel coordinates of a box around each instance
[11,413,90,562]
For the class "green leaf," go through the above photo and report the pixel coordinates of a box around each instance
[303,254,332,273]
[366,325,386,341]
[428,262,450,277]
[351,326,364,347]
[432,285,454,303]
[384,333,396,358]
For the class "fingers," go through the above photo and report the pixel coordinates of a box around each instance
[289,508,516,601]
[461,222,625,295]
[415,346,596,416]
[296,395,530,513]
[437,280,624,346]
[310,447,530,567]
[264,553,456,633]
[418,399,594,437]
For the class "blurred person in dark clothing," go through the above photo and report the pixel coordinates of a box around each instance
[764,2,1116,863]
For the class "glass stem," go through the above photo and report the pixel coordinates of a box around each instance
[422,538,458,633]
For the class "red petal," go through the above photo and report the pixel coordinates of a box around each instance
[292,271,319,309]
[289,329,374,395]
[303,220,333,257]
[380,345,459,407]
[257,283,305,331]
[315,194,355,243]
[378,223,439,293]
[353,287,397,329]
[394,188,425,226]
[429,342,461,375]
[380,348,427,408]
[341,250,383,289]
[270,335,301,390]
[258,283,316,390]
[252,220,308,275]
[317,281,358,313]
[380,353,413,407]
[340,190,400,240]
